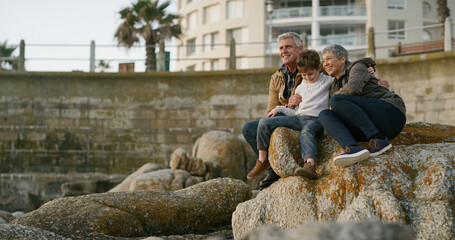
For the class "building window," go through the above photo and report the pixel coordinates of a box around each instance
[388,20,405,39]
[203,32,219,52]
[226,27,248,44]
[187,0,193,3]
[186,65,196,71]
[203,4,220,24]
[186,38,196,56]
[388,0,405,10]
[187,11,197,29]
[203,60,218,71]
[423,2,431,15]
[227,0,244,19]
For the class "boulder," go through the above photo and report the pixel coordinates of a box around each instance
[129,169,191,191]
[238,222,414,240]
[11,178,251,239]
[109,163,164,192]
[192,131,247,180]
[0,224,71,240]
[170,148,207,177]
[232,122,455,240]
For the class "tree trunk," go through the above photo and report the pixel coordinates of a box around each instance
[145,42,157,72]
[438,0,451,37]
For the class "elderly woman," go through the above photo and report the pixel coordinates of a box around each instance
[318,44,406,167]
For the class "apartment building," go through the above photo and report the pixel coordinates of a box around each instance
[176,0,454,71]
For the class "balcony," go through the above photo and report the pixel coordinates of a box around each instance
[319,5,366,16]
[270,5,366,20]
[266,33,366,54]
[271,7,312,19]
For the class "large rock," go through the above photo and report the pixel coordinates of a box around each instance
[109,163,164,192]
[129,169,200,191]
[239,222,414,240]
[10,178,251,239]
[0,224,71,240]
[232,122,455,240]
[171,148,207,177]
[192,131,247,180]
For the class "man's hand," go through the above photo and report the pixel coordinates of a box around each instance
[267,106,279,117]
[288,94,302,109]
[378,79,389,89]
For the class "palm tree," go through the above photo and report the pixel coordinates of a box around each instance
[115,0,181,72]
[0,41,17,70]
[437,0,451,36]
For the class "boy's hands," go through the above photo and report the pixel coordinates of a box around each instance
[288,94,302,109]
[267,106,279,117]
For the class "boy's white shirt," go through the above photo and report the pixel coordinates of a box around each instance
[277,73,333,117]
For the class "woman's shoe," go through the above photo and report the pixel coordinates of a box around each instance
[334,146,370,167]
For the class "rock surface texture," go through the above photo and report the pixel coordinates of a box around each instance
[10,178,251,240]
[239,222,414,240]
[192,131,248,180]
[232,122,455,240]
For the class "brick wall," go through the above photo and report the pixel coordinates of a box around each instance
[0,51,454,174]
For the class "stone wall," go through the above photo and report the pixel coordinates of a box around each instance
[0,70,270,174]
[376,51,455,125]
[0,50,454,174]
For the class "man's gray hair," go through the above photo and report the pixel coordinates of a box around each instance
[322,44,349,62]
[277,32,303,48]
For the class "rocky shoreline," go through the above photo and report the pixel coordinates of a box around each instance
[0,122,454,239]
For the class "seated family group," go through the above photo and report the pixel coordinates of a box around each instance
[242,32,406,189]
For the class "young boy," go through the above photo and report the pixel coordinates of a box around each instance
[247,49,333,180]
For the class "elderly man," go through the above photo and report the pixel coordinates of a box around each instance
[242,32,304,189]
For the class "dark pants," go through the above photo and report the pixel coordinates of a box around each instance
[318,95,406,148]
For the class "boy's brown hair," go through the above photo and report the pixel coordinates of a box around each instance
[297,49,321,71]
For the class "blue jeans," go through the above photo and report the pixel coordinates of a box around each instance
[318,94,406,148]
[256,115,323,161]
[242,114,287,176]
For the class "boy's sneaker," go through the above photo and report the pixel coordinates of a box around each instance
[368,138,392,157]
[247,159,270,180]
[334,146,370,167]
[294,162,318,180]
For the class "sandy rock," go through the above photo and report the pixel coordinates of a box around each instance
[0,224,71,240]
[171,148,207,177]
[193,131,247,180]
[239,222,414,240]
[10,178,251,239]
[233,122,455,240]
[129,169,191,191]
[109,163,164,192]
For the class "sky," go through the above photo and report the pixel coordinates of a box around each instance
[0,0,177,72]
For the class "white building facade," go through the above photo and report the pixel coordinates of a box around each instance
[176,0,454,71]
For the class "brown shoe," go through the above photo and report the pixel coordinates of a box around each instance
[247,159,270,180]
[294,162,318,180]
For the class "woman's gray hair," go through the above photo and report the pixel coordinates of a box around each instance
[277,32,303,48]
[322,44,349,62]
